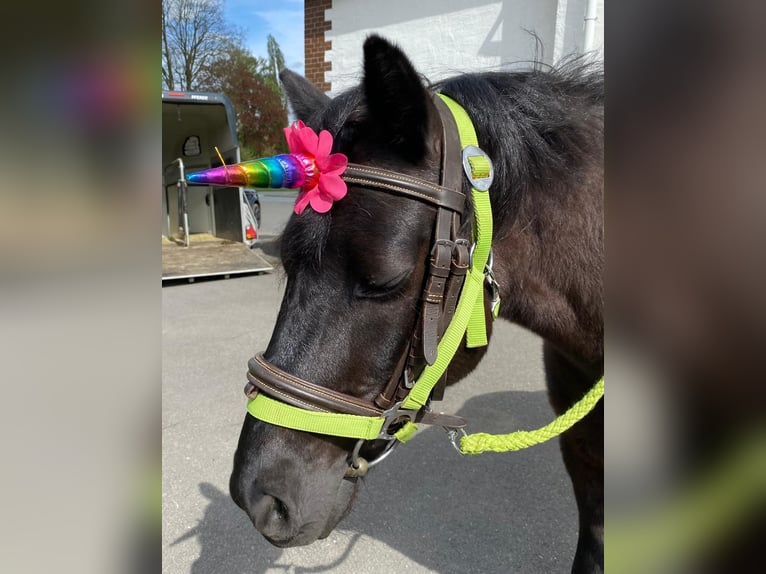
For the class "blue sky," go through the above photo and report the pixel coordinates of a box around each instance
[223,0,305,75]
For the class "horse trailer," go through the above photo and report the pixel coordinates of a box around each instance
[162,91,271,281]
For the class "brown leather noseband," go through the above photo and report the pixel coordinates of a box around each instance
[244,95,471,441]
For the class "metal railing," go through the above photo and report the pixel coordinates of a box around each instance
[171,158,190,247]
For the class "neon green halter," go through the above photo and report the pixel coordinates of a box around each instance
[247,94,603,455]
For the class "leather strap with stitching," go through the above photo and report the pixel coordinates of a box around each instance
[247,354,381,417]
[360,94,470,410]
[246,354,467,429]
[440,240,470,335]
[343,165,465,213]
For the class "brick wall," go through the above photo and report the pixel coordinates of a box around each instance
[304,0,332,92]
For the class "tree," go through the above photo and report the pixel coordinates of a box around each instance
[163,7,289,159]
[162,0,237,90]
[265,35,288,110]
[199,45,288,159]
[266,35,286,89]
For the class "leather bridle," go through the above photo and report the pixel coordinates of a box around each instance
[243,95,486,474]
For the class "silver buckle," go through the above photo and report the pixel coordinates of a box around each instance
[403,368,414,390]
[486,275,501,318]
[485,250,501,318]
[461,145,494,191]
[377,401,419,440]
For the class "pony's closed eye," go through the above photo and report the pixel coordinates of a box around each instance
[353,269,412,300]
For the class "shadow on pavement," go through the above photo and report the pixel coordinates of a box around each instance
[183,390,578,573]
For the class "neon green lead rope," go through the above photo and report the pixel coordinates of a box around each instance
[459,378,604,454]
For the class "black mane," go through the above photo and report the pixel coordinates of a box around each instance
[437,61,603,230]
[281,60,604,274]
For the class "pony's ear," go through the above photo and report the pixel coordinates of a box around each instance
[280,68,331,123]
[362,35,430,162]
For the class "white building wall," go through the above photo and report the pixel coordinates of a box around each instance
[593,0,605,55]
[326,0,604,96]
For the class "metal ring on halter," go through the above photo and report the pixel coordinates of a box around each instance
[346,438,401,478]
[367,440,400,468]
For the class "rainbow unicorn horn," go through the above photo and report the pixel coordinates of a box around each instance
[188,121,349,215]
[186,153,319,190]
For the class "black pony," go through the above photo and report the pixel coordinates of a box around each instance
[230,36,603,573]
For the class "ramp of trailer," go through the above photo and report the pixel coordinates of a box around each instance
[162,234,273,282]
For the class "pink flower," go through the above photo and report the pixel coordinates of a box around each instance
[284,120,348,214]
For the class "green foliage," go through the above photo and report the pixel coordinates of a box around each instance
[163,3,290,158]
[265,35,286,91]
[197,41,288,159]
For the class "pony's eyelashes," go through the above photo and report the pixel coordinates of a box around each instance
[353,269,413,300]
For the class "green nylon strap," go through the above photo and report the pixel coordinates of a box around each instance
[393,421,419,443]
[437,93,493,349]
[400,94,494,412]
[459,377,604,454]
[247,393,384,440]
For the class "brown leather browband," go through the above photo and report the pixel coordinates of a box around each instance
[246,94,472,435]
[342,165,466,213]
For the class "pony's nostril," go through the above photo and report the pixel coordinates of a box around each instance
[272,497,288,521]
[252,493,293,539]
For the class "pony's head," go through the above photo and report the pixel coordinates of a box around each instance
[229,36,486,547]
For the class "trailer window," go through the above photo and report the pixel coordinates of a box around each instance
[183,135,201,157]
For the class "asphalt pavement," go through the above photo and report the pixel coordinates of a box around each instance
[256,191,299,237]
[162,267,578,573]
